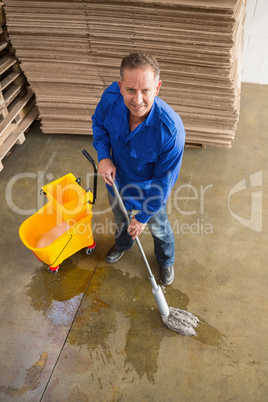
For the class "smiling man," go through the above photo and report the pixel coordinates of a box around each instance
[92,52,185,285]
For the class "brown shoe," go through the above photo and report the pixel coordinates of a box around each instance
[105,245,125,263]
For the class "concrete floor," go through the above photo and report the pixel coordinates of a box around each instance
[0,83,267,402]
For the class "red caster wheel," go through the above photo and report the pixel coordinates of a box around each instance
[86,242,96,255]
[48,265,59,273]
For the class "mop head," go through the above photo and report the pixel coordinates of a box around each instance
[162,307,201,336]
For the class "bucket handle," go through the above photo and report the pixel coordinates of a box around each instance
[44,234,73,267]
[82,150,97,204]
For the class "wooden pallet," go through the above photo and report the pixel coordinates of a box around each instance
[0,2,5,26]
[0,86,34,143]
[0,3,38,171]
[185,142,206,149]
[0,104,38,171]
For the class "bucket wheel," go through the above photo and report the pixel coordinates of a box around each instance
[48,265,59,273]
[86,242,96,255]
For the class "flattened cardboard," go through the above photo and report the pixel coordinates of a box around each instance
[4,0,246,147]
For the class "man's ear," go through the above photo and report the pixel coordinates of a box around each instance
[118,80,122,94]
[155,80,162,96]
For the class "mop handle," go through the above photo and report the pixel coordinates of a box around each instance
[112,182,156,285]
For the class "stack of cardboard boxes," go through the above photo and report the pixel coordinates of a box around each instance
[4,0,246,148]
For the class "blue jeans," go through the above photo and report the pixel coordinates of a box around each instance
[108,191,175,268]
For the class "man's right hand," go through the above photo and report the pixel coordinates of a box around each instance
[98,158,116,185]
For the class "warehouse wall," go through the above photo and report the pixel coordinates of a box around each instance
[242,0,268,84]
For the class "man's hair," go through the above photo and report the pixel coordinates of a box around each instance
[120,52,160,81]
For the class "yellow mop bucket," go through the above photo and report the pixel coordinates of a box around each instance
[19,151,98,273]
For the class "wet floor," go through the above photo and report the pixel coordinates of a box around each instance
[0,83,268,401]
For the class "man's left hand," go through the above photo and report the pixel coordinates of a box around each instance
[127,218,146,240]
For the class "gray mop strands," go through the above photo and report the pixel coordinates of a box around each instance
[149,269,200,336]
[162,307,201,336]
[112,182,201,336]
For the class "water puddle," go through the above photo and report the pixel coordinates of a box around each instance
[67,265,225,383]
[26,257,93,326]
[26,260,225,383]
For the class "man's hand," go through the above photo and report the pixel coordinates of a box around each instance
[98,158,116,185]
[127,217,146,240]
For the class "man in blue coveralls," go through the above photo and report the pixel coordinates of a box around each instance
[92,52,185,285]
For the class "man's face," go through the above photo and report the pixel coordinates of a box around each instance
[118,67,162,120]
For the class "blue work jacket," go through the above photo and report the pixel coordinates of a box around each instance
[92,82,185,223]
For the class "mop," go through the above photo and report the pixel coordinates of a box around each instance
[112,182,201,336]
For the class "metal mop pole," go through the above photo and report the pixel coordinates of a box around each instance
[112,182,170,317]
[83,152,200,335]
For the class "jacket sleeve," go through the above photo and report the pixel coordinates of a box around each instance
[135,130,185,224]
[92,96,111,162]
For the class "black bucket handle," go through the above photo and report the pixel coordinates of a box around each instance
[82,150,98,205]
